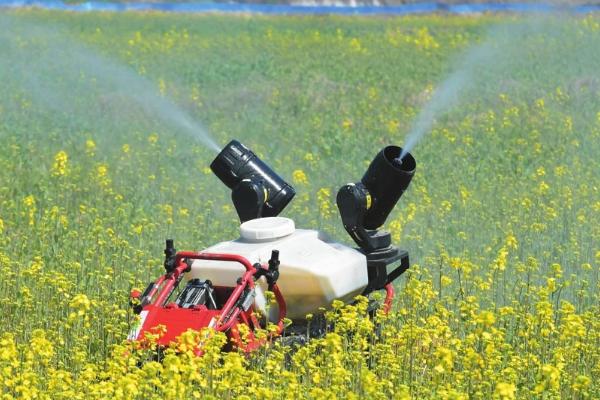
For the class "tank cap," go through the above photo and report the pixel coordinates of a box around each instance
[240,217,295,241]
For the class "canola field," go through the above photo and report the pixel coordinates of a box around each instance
[0,9,599,399]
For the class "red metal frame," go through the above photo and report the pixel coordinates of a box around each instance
[131,250,397,353]
[383,283,394,314]
[132,251,287,353]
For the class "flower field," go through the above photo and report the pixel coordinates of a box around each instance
[0,9,599,399]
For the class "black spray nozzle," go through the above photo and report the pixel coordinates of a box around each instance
[253,250,281,290]
[164,239,177,272]
[210,140,296,223]
[267,250,280,290]
[361,146,416,230]
[337,145,416,252]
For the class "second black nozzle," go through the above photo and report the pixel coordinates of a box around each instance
[362,146,416,230]
[336,145,416,252]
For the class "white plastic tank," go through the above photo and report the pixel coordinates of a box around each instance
[187,217,368,320]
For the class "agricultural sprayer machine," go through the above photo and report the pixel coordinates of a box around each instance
[128,140,416,353]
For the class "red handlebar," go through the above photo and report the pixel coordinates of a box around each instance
[150,251,286,334]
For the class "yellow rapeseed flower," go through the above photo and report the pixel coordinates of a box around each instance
[476,311,496,327]
[317,187,332,219]
[85,139,96,156]
[69,294,91,317]
[494,382,516,399]
[535,364,561,393]
[292,169,308,185]
[51,150,69,177]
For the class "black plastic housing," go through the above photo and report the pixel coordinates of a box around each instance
[362,146,416,230]
[336,145,416,294]
[363,248,410,295]
[210,140,296,222]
